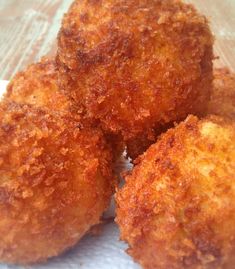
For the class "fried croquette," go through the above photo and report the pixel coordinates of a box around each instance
[57,0,214,149]
[208,68,235,120]
[6,58,70,112]
[116,115,235,269]
[0,101,115,264]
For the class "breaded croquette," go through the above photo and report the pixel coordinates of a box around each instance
[208,68,235,120]
[0,101,115,264]
[57,0,214,152]
[6,58,70,112]
[116,115,235,269]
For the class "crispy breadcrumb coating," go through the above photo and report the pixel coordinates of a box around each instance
[126,123,173,160]
[57,0,213,147]
[127,68,235,160]
[116,115,235,269]
[6,58,70,112]
[6,58,124,158]
[0,101,115,264]
[208,68,235,120]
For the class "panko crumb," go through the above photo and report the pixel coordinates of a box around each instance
[116,115,235,269]
[57,0,213,156]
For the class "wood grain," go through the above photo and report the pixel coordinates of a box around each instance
[0,0,234,80]
[0,0,73,80]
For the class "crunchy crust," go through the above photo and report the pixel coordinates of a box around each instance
[127,67,235,160]
[57,0,213,144]
[116,115,235,269]
[0,101,115,264]
[6,58,124,158]
[208,68,235,120]
[6,58,70,112]
[126,122,174,160]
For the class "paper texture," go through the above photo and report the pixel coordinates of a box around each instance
[0,80,141,269]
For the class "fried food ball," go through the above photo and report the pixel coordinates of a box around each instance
[116,115,235,269]
[0,101,115,265]
[208,68,235,120]
[6,58,70,112]
[57,0,214,149]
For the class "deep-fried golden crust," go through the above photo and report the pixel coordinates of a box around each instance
[116,115,235,269]
[57,0,213,145]
[208,68,235,120]
[0,101,115,265]
[126,122,174,160]
[6,58,70,112]
[6,57,124,158]
[127,68,235,160]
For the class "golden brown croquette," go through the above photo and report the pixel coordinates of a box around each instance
[6,58,70,112]
[0,101,115,264]
[116,115,235,269]
[57,0,214,151]
[208,68,235,120]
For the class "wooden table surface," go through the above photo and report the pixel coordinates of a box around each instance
[0,0,234,80]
